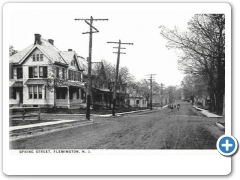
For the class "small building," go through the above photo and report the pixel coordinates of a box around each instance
[126,88,148,108]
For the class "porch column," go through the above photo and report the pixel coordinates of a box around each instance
[16,90,20,101]
[43,85,45,99]
[79,89,82,100]
[16,90,20,106]
[102,93,104,105]
[67,87,70,109]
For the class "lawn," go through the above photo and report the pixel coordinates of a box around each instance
[10,120,59,127]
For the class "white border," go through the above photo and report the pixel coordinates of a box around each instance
[2,2,232,175]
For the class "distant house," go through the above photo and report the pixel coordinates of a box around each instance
[127,95,148,108]
[152,89,169,107]
[9,34,86,109]
[83,61,129,108]
[126,88,148,108]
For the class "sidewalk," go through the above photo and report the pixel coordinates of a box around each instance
[9,120,77,131]
[193,106,222,118]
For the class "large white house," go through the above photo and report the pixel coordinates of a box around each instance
[9,34,87,109]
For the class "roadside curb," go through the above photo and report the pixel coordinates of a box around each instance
[9,120,94,140]
[193,106,222,118]
[215,122,225,131]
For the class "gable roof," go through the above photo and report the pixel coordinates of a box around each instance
[9,45,34,64]
[37,39,67,64]
[10,37,67,65]
[59,51,74,63]
[77,56,87,71]
[60,51,83,71]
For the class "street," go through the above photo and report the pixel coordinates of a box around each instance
[10,102,224,149]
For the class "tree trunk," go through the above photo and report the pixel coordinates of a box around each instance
[222,93,225,122]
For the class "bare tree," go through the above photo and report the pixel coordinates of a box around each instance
[160,14,225,115]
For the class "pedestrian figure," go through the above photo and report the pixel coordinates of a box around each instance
[177,104,180,111]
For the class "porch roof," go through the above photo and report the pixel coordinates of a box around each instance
[62,81,85,88]
[9,80,23,87]
[25,79,47,85]
[94,88,129,96]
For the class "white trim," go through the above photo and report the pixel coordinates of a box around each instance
[19,45,54,65]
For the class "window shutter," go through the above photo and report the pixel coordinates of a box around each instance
[17,68,19,79]
[9,66,13,79]
[68,70,70,80]
[43,66,47,78]
[29,67,33,78]
[19,68,23,79]
[13,88,16,99]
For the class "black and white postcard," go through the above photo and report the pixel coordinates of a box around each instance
[3,2,232,175]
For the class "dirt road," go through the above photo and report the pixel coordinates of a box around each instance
[10,102,224,149]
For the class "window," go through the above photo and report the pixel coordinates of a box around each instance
[74,71,77,81]
[33,86,38,99]
[28,85,43,99]
[29,86,33,99]
[10,88,16,99]
[29,66,47,78]
[56,88,66,99]
[68,70,73,80]
[136,100,139,105]
[62,68,65,79]
[39,66,43,77]
[40,54,43,61]
[56,67,59,78]
[34,67,38,77]
[79,72,82,81]
[68,70,71,80]
[36,54,40,61]
[29,67,33,78]
[38,85,42,99]
[9,66,13,79]
[17,68,23,79]
[33,54,43,61]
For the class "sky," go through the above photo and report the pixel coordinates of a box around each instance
[8,3,198,86]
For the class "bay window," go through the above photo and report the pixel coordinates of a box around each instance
[28,85,44,99]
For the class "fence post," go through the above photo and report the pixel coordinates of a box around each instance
[22,109,25,122]
[38,108,41,121]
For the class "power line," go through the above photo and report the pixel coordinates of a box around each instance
[75,16,108,120]
[107,40,133,116]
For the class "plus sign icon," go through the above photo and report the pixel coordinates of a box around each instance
[217,135,238,156]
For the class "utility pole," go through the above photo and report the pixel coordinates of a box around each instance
[107,40,133,116]
[75,16,108,120]
[146,74,156,110]
[160,83,163,108]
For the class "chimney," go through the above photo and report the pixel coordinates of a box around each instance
[48,39,54,45]
[68,49,72,51]
[34,34,42,45]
